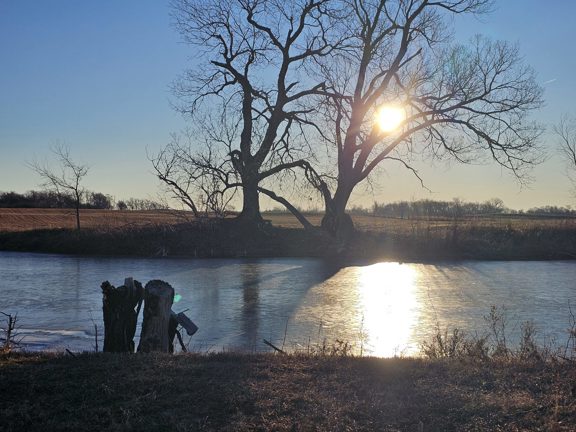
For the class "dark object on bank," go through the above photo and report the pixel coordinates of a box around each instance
[168,311,199,353]
[102,277,198,354]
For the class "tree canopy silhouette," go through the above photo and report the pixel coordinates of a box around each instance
[158,0,544,236]
[155,0,343,226]
[310,0,544,236]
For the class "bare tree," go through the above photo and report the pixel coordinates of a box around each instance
[151,128,237,218]
[28,145,89,230]
[166,0,343,227]
[151,132,202,218]
[554,115,576,194]
[309,0,544,236]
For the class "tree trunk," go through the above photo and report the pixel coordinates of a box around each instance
[74,190,81,231]
[321,185,355,240]
[137,280,174,353]
[237,180,264,224]
[75,205,81,231]
[321,207,354,240]
[101,278,144,353]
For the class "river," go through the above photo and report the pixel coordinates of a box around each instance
[0,252,574,356]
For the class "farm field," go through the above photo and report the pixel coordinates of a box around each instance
[0,208,190,232]
[1,207,574,234]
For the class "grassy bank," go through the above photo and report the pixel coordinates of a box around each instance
[1,216,576,260]
[1,352,575,431]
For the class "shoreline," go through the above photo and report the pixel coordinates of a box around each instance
[1,218,576,261]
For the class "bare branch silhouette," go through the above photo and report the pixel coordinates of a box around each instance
[28,145,89,230]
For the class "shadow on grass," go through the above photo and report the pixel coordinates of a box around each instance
[1,352,575,431]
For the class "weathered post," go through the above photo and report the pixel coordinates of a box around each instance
[138,280,174,353]
[101,278,144,353]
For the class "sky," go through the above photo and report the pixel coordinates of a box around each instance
[1,0,576,210]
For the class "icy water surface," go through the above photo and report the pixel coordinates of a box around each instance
[1,252,575,356]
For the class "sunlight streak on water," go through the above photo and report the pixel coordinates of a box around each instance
[291,263,421,356]
[357,263,419,356]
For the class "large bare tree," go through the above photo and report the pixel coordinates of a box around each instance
[163,0,342,226]
[29,145,89,230]
[309,0,544,236]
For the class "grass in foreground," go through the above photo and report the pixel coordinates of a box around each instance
[1,352,575,432]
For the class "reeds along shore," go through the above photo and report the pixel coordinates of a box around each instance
[0,213,575,260]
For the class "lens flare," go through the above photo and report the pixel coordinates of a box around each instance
[376,105,405,132]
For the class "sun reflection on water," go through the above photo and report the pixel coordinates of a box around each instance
[357,262,419,356]
[292,262,421,357]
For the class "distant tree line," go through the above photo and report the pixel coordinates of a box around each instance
[0,190,166,211]
[367,199,576,218]
[0,190,113,209]
[264,198,576,219]
[370,198,507,219]
[523,205,576,216]
[115,198,168,211]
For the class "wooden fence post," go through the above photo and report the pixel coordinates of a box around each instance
[137,280,174,353]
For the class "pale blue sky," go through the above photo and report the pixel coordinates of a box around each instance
[1,1,575,209]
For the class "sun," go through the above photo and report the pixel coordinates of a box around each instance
[376,105,406,132]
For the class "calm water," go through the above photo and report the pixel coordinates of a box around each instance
[0,252,575,356]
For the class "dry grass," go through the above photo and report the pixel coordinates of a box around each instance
[0,352,574,431]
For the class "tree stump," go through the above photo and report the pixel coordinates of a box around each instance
[168,312,180,354]
[137,280,174,353]
[101,277,144,353]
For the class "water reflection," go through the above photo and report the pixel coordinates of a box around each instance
[291,263,420,356]
[358,263,419,356]
[239,264,261,350]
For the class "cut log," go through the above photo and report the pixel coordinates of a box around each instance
[101,278,144,353]
[137,280,174,353]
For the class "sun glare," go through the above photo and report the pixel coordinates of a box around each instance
[376,105,406,132]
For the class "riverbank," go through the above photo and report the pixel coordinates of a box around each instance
[1,216,575,260]
[1,352,574,431]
